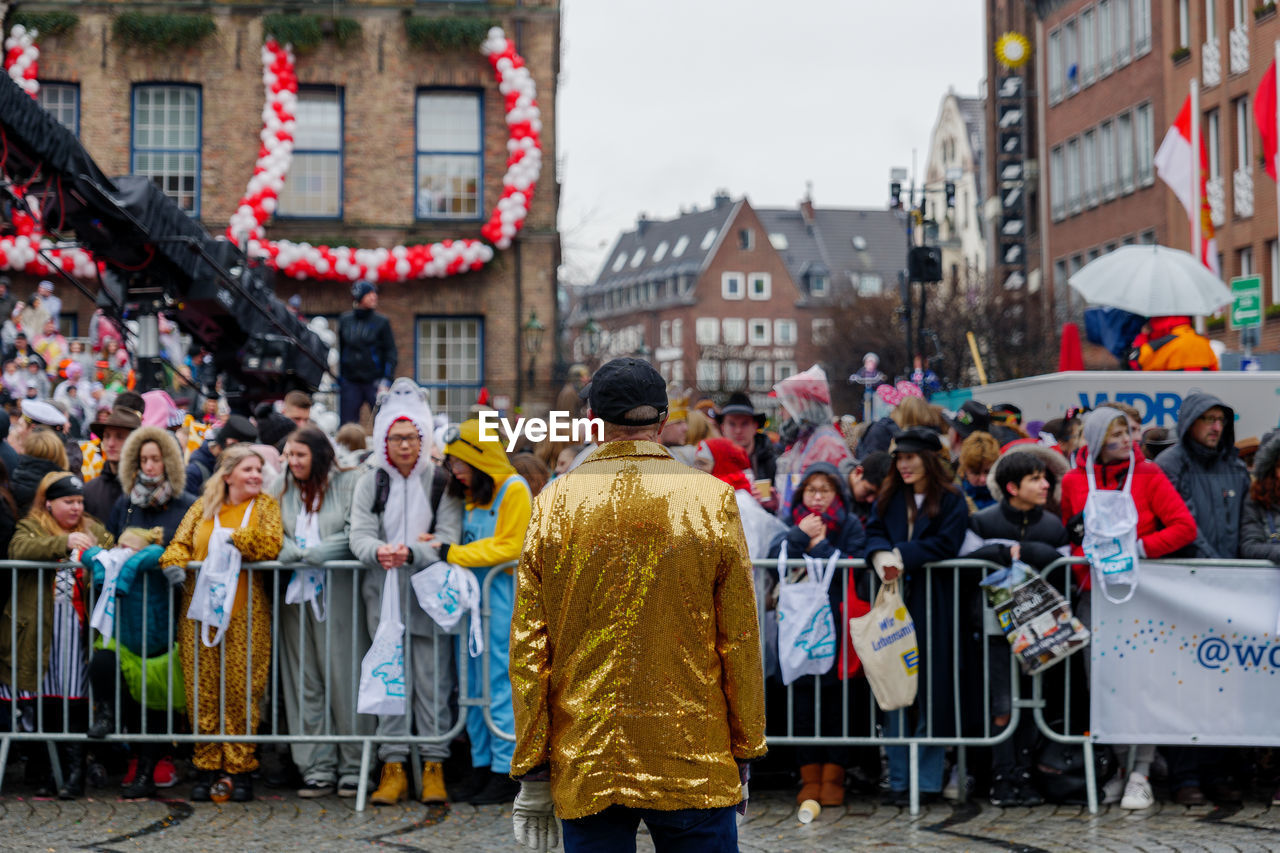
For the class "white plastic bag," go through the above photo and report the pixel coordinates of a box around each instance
[735,489,787,561]
[286,569,327,621]
[358,570,406,715]
[411,561,483,657]
[775,542,839,685]
[89,547,131,639]
[849,580,919,711]
[186,499,254,647]
[1082,451,1140,604]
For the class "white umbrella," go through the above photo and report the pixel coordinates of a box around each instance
[1066,244,1232,317]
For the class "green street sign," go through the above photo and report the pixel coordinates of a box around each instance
[1231,275,1262,329]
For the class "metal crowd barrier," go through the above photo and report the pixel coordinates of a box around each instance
[0,553,1261,817]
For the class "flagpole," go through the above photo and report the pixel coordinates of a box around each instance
[1192,77,1205,334]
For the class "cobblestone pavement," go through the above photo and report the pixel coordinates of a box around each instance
[2,788,1280,852]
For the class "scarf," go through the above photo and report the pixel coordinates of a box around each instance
[130,470,174,509]
[698,438,754,493]
[790,493,847,536]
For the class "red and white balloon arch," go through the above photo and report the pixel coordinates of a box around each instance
[0,24,541,285]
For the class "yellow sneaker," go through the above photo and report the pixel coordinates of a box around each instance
[420,761,448,804]
[369,762,408,805]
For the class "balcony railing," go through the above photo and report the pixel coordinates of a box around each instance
[1230,25,1250,75]
[1234,166,1254,218]
[1204,38,1222,87]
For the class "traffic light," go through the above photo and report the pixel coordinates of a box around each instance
[945,181,956,208]
[908,245,943,283]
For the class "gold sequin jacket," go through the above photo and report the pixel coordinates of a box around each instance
[510,440,766,819]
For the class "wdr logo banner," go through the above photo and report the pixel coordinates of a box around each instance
[1090,562,1280,746]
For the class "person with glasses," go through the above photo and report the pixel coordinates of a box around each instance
[764,461,868,809]
[432,419,532,805]
[349,378,462,805]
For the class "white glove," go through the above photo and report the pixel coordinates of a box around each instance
[163,565,187,587]
[512,780,558,852]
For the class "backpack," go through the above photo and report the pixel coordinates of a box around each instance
[371,465,449,533]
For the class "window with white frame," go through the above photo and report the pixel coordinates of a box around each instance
[1081,7,1096,84]
[724,360,747,388]
[611,252,626,272]
[1064,19,1080,93]
[810,273,828,297]
[132,85,201,214]
[1099,0,1114,74]
[1049,29,1064,102]
[695,317,719,346]
[738,229,755,250]
[748,319,770,346]
[1135,103,1154,185]
[696,359,720,389]
[749,361,771,390]
[1207,108,1222,180]
[812,318,833,345]
[1051,145,1066,218]
[672,235,689,257]
[769,233,788,250]
[775,361,796,382]
[653,241,668,262]
[671,319,683,347]
[660,321,670,348]
[1135,0,1152,54]
[1271,239,1280,303]
[1100,121,1116,198]
[1118,112,1135,191]
[701,229,718,250]
[1084,130,1099,205]
[859,274,883,295]
[630,248,646,268]
[415,90,481,220]
[1235,96,1251,172]
[722,318,746,346]
[39,83,79,135]
[722,272,745,300]
[671,359,684,385]
[416,316,483,422]
[748,272,771,300]
[1234,0,1248,26]
[278,88,342,217]
[1066,137,1082,211]
[1240,246,1254,276]
[1206,0,1219,41]
[1178,0,1191,46]
[1115,0,1132,64]
[774,318,797,346]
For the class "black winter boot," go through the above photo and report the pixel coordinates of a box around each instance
[231,772,254,802]
[190,768,216,802]
[86,703,113,739]
[122,753,156,800]
[57,744,85,799]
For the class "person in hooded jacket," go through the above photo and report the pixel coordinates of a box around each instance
[765,461,868,808]
[12,428,69,514]
[1153,392,1251,559]
[1240,433,1280,564]
[349,378,462,805]
[435,419,533,805]
[274,425,367,799]
[89,426,194,798]
[865,427,968,804]
[1059,407,1200,809]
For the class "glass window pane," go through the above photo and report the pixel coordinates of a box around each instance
[417,93,481,152]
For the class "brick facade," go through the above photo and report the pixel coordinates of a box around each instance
[11,1,560,417]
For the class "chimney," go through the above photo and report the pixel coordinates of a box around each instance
[637,212,650,235]
[712,189,731,209]
[800,181,815,225]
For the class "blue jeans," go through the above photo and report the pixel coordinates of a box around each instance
[884,708,946,793]
[562,805,736,853]
[339,377,379,424]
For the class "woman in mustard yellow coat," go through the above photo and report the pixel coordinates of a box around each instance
[162,444,282,802]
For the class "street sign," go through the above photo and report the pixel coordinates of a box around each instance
[1230,275,1262,329]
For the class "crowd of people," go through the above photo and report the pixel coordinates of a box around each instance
[0,277,1273,827]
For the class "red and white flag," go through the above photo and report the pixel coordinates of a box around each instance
[1255,58,1278,180]
[1153,94,1220,276]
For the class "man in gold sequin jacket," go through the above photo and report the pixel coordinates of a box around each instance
[509,358,766,853]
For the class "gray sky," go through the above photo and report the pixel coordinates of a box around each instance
[556,0,987,284]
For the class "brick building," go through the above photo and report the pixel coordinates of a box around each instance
[14,0,560,419]
[568,192,901,411]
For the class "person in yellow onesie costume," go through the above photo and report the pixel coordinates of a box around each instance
[433,418,532,805]
[162,444,282,802]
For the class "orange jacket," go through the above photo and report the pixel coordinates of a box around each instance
[1137,324,1218,371]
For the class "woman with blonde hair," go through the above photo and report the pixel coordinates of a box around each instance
[0,471,114,798]
[12,429,69,513]
[161,444,282,803]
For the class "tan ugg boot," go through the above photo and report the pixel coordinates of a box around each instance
[819,763,846,807]
[797,763,823,804]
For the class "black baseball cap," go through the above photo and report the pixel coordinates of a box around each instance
[581,357,668,425]
[949,399,991,438]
